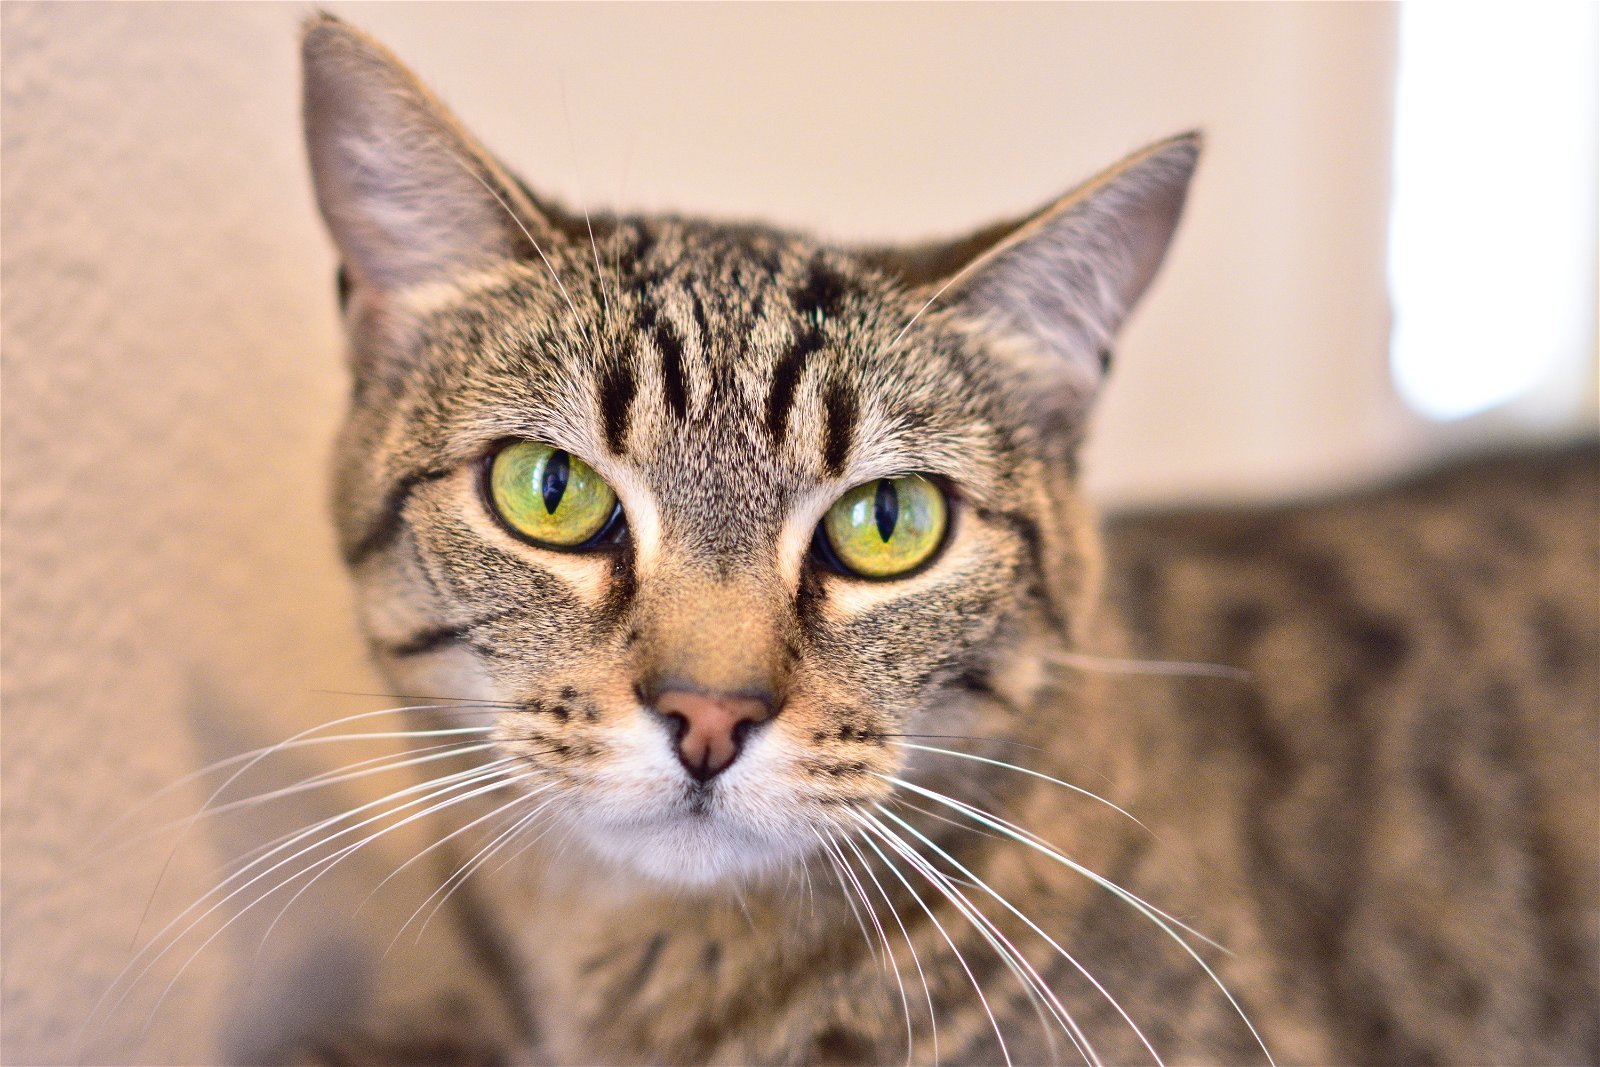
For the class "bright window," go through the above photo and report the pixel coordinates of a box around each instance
[1388,3,1598,422]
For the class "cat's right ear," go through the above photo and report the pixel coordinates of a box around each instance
[302,15,548,301]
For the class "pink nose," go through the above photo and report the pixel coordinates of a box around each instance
[653,689,775,782]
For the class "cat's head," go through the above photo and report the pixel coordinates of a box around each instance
[304,17,1197,887]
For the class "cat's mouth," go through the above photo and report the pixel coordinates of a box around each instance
[570,796,821,887]
[534,722,873,887]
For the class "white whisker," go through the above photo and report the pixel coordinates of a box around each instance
[142,770,534,1031]
[891,742,1150,833]
[879,805,1159,1065]
[797,842,819,919]
[811,827,886,975]
[209,748,507,887]
[359,776,552,914]
[1051,651,1253,683]
[884,775,1223,952]
[882,248,993,357]
[125,705,502,945]
[488,800,570,876]
[559,76,614,330]
[833,833,915,1066]
[223,739,497,813]
[417,792,559,934]
[149,771,531,1030]
[119,740,499,867]
[386,788,555,954]
[440,146,593,349]
[259,781,533,965]
[92,716,502,855]
[839,829,936,1066]
[852,816,1015,1067]
[81,759,518,1043]
[890,794,1010,847]
[857,811,1092,1066]
[882,775,1274,1066]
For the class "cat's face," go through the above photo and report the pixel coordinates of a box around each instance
[332,230,1055,885]
[306,17,1196,887]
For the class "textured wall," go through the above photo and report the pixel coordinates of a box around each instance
[2,5,413,1062]
[2,3,1427,1063]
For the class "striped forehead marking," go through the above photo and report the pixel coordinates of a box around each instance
[765,261,852,446]
[595,255,866,480]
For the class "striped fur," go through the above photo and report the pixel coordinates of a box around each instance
[297,16,1598,1066]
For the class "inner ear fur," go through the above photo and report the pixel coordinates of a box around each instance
[301,14,556,296]
[862,133,1201,434]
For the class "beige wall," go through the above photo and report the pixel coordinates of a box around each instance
[2,3,1575,1063]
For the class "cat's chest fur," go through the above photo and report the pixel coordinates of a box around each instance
[511,864,899,1063]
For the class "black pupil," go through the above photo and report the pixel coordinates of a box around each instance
[541,450,570,514]
[873,479,899,542]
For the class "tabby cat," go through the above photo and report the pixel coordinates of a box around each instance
[284,16,1598,1065]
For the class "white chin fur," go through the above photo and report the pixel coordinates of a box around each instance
[575,809,816,887]
[557,720,826,888]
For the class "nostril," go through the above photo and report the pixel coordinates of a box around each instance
[656,710,691,756]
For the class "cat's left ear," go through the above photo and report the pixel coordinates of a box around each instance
[873,133,1200,439]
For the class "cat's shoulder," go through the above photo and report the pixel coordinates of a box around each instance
[1103,441,1598,654]
[1100,442,1599,1064]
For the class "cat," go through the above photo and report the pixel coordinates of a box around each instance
[278,15,1597,1065]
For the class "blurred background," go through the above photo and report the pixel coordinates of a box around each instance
[3,3,1595,1063]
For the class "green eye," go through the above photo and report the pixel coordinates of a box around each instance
[821,475,949,578]
[487,440,618,547]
